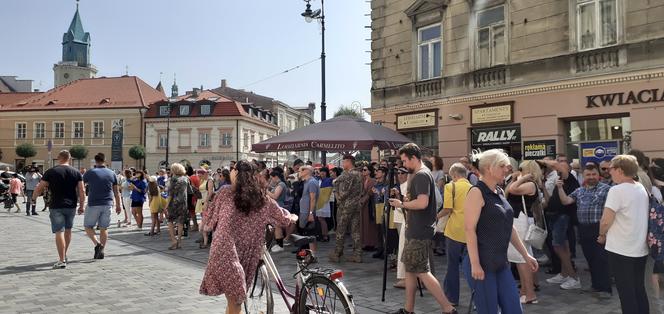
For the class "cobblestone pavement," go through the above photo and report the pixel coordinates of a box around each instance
[0,198,657,313]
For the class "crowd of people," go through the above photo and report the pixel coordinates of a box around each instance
[4,142,664,314]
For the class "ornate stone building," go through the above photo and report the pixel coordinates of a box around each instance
[369,0,664,164]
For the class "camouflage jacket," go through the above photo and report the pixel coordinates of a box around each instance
[334,170,363,210]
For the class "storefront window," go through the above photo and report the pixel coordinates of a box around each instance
[566,116,630,158]
[404,130,438,156]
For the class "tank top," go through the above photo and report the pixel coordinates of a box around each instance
[506,181,538,218]
[475,180,514,272]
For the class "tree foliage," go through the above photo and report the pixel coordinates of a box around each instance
[333,105,365,119]
[128,145,145,161]
[15,143,37,159]
[69,145,88,160]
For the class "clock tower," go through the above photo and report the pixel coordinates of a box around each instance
[53,2,97,87]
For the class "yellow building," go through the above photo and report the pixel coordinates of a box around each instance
[0,76,165,171]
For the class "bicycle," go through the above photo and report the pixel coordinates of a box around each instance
[244,225,355,314]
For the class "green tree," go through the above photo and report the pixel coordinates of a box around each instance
[129,145,145,167]
[15,143,37,159]
[69,145,88,168]
[333,105,365,119]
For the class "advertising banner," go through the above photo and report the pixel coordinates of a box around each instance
[523,140,557,160]
[111,119,124,162]
[580,141,619,165]
[471,124,521,147]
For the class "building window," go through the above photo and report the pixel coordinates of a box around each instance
[54,122,65,139]
[158,134,168,148]
[159,105,170,116]
[200,104,212,116]
[34,122,45,139]
[476,6,505,68]
[16,123,27,139]
[222,133,232,146]
[199,133,210,147]
[417,24,442,80]
[243,132,249,150]
[179,105,190,116]
[93,121,104,138]
[73,122,84,139]
[577,0,617,50]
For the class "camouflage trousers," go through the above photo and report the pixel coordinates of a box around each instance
[334,206,362,257]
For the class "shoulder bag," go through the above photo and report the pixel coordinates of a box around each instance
[524,186,548,250]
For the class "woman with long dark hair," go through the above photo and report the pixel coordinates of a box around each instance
[128,170,147,229]
[200,161,297,314]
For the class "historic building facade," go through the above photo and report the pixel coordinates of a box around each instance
[144,89,279,171]
[212,79,318,163]
[0,76,164,171]
[369,0,664,165]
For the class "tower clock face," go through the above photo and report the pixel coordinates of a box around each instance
[64,73,70,79]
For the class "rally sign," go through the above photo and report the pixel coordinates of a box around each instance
[471,124,521,147]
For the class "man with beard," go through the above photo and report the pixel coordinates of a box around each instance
[557,163,612,297]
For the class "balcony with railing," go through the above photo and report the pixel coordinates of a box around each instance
[472,65,506,88]
[575,46,621,73]
[414,78,442,98]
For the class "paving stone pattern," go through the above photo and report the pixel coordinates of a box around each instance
[0,198,656,313]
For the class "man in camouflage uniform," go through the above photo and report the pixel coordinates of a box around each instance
[329,155,364,263]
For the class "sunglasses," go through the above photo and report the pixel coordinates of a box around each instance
[601,167,609,171]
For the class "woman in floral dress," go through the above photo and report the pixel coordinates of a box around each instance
[166,163,190,250]
[200,160,297,314]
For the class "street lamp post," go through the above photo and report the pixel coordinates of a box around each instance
[301,0,326,165]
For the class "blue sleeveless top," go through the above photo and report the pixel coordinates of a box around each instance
[474,180,514,272]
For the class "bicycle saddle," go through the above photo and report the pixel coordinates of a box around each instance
[290,234,317,247]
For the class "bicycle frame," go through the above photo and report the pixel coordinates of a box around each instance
[260,246,306,311]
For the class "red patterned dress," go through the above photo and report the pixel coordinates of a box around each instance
[200,186,293,302]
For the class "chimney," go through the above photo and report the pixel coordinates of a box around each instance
[221,79,227,88]
[192,88,200,97]
[308,102,316,111]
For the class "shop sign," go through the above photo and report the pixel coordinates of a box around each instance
[580,141,619,165]
[397,111,437,130]
[471,124,521,147]
[586,89,664,108]
[471,102,513,125]
[523,140,556,160]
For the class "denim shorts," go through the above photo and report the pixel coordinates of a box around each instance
[551,214,570,247]
[49,208,76,233]
[84,205,112,229]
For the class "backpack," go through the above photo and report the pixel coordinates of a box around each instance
[647,195,664,261]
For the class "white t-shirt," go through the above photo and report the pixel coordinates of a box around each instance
[604,182,649,257]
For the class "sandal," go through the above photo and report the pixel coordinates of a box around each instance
[168,243,178,250]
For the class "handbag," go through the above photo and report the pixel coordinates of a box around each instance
[524,188,548,250]
[434,182,454,234]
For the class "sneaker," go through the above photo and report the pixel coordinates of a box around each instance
[94,243,102,259]
[271,245,284,253]
[546,273,568,284]
[560,277,581,290]
[53,261,66,269]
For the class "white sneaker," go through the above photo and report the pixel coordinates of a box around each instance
[52,261,66,269]
[546,273,568,284]
[271,246,284,253]
[560,277,581,290]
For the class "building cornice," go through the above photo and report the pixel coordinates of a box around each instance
[367,68,664,115]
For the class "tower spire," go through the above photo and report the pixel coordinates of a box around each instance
[171,73,179,98]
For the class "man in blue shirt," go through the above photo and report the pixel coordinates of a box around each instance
[298,165,320,254]
[558,163,612,297]
[83,153,122,259]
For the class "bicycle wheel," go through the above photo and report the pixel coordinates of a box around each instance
[244,263,273,314]
[298,276,353,314]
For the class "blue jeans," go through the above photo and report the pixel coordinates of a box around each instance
[25,190,34,213]
[444,237,466,304]
[462,255,522,314]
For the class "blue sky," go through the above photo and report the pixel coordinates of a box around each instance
[1,0,372,120]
